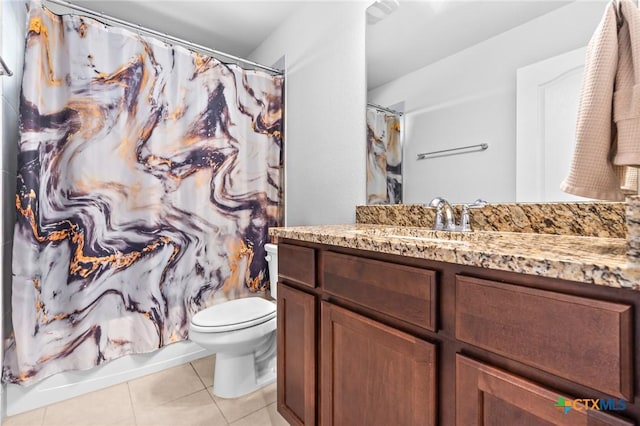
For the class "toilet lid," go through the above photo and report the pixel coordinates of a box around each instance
[191,297,276,332]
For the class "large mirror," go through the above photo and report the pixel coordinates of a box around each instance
[365,0,609,204]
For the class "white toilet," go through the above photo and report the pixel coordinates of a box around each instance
[189,243,278,398]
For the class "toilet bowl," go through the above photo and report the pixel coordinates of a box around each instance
[189,243,279,399]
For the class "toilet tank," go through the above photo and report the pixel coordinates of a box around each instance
[264,243,278,298]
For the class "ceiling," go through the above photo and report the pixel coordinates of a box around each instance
[48,1,572,88]
[366,0,572,90]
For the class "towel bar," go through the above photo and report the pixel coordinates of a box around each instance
[417,143,488,160]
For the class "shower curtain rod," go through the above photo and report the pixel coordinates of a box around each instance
[367,102,404,116]
[43,0,284,75]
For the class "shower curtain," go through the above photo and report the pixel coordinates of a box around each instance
[3,2,283,385]
[366,107,402,204]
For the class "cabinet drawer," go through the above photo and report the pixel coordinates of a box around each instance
[279,244,316,288]
[322,251,437,331]
[456,276,633,399]
[456,355,633,426]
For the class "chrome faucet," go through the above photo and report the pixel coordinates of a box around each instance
[428,197,457,231]
[428,197,487,232]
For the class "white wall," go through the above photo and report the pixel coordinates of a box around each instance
[368,1,607,205]
[250,1,368,226]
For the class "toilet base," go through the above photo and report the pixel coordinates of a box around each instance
[212,351,276,399]
[210,329,277,399]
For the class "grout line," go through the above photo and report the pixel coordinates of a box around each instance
[229,410,263,425]
[159,388,205,408]
[210,398,230,426]
[125,382,138,426]
[193,359,231,425]
[131,387,208,425]
[226,398,271,426]
[188,361,208,390]
[263,402,281,426]
[132,362,207,408]
[40,406,47,426]
[206,389,231,425]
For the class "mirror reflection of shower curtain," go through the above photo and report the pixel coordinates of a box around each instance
[4,1,283,385]
[366,107,402,204]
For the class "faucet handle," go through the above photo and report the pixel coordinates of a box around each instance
[470,199,487,208]
[460,205,472,232]
[433,204,445,231]
[460,200,487,231]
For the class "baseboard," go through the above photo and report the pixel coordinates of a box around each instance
[5,341,212,416]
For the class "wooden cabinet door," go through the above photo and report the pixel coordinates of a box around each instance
[456,355,633,426]
[320,302,437,426]
[277,283,317,426]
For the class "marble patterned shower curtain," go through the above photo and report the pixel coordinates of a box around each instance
[366,107,402,204]
[3,2,283,385]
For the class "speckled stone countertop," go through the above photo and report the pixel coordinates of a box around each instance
[269,224,640,291]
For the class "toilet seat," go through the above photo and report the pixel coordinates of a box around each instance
[191,297,276,333]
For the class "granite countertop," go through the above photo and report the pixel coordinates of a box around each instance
[269,224,640,291]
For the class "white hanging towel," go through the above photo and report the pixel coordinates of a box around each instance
[561,0,640,201]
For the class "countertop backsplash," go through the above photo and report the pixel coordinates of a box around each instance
[356,202,626,238]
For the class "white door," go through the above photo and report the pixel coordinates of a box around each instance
[516,47,589,202]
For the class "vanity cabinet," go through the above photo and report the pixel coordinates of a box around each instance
[276,240,640,425]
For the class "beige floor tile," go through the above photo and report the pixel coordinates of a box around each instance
[3,407,45,426]
[106,418,137,426]
[5,361,277,426]
[190,355,215,387]
[134,389,227,426]
[128,363,204,407]
[230,403,288,426]
[210,382,276,423]
[41,383,133,426]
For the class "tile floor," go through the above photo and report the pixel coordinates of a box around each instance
[3,355,288,426]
